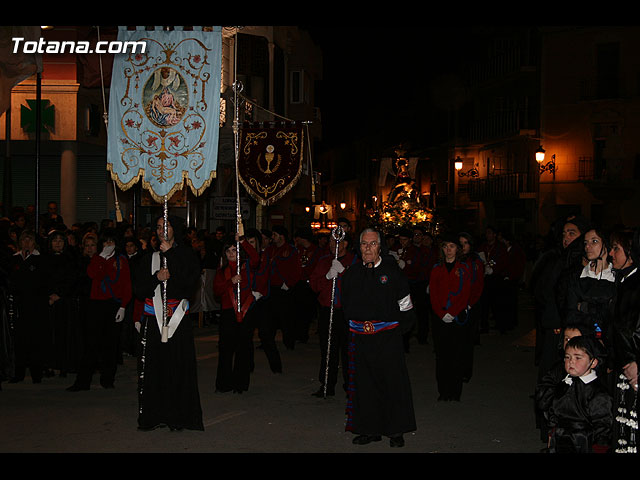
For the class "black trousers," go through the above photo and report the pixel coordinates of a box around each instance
[266,287,297,350]
[12,299,50,382]
[411,281,430,343]
[292,281,318,343]
[432,312,470,400]
[216,307,254,392]
[254,298,282,373]
[316,306,348,393]
[73,298,120,388]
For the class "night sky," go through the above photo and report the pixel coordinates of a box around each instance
[303,26,472,152]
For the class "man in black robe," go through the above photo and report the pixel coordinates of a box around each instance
[341,227,417,448]
[134,215,204,431]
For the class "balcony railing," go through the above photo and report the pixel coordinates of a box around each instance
[467,173,537,201]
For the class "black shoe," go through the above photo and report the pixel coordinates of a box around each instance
[66,384,89,392]
[390,435,405,448]
[352,434,382,445]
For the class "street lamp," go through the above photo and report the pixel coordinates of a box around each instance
[536,146,556,176]
[454,157,479,177]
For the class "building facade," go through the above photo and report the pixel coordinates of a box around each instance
[0,25,323,234]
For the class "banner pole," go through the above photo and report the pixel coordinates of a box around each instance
[323,225,345,398]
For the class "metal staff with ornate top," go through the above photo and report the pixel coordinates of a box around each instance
[323,225,345,399]
[161,195,169,343]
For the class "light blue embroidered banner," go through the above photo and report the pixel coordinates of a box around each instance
[107,26,221,202]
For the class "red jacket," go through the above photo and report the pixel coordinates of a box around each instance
[429,261,471,319]
[309,251,357,308]
[87,253,132,307]
[463,255,485,306]
[213,240,260,312]
[265,242,302,289]
[401,243,434,283]
[505,243,526,283]
[298,243,322,282]
[479,240,509,278]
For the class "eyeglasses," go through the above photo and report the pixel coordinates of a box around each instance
[360,241,379,249]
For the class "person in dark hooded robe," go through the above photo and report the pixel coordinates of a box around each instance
[134,215,203,432]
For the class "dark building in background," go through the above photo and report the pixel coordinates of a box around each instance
[0,26,323,234]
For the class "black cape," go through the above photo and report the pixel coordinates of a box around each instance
[341,256,416,436]
[134,243,204,431]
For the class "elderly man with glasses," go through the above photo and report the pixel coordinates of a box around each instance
[341,228,417,448]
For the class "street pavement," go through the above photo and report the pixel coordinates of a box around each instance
[0,292,544,454]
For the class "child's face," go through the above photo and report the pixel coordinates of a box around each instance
[564,347,596,377]
[563,328,581,349]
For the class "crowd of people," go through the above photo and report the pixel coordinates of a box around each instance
[0,201,639,452]
[531,215,640,454]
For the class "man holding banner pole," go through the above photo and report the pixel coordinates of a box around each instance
[134,215,203,432]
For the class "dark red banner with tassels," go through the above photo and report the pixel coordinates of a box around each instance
[238,122,305,205]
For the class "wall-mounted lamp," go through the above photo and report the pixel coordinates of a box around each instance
[454,157,479,177]
[339,202,347,210]
[536,146,556,175]
[305,206,311,213]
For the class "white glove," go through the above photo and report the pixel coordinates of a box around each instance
[100,244,115,259]
[331,259,345,274]
[135,321,141,333]
[389,251,399,261]
[115,307,125,323]
[426,284,430,294]
[252,291,263,301]
[485,265,493,275]
[326,267,339,280]
[398,259,406,269]
[281,283,289,291]
[442,313,454,323]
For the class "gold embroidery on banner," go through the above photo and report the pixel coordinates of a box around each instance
[275,130,299,156]
[114,34,214,201]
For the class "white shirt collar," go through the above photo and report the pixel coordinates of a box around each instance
[580,263,615,282]
[563,369,598,385]
[14,249,40,258]
[363,256,382,268]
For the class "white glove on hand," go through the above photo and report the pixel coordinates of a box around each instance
[115,307,125,323]
[326,267,338,280]
[398,259,406,269]
[485,265,493,275]
[331,259,345,274]
[252,291,263,301]
[281,283,289,291]
[100,244,115,259]
[442,313,454,323]
[389,251,399,261]
[135,321,141,333]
